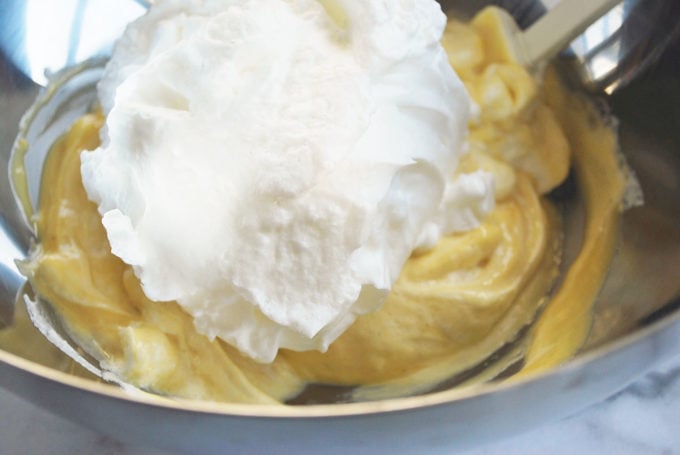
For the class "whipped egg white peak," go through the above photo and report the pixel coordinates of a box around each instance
[81,0,494,362]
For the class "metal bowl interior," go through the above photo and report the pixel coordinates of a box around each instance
[0,0,679,453]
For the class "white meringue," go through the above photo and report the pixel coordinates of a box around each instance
[81,0,494,362]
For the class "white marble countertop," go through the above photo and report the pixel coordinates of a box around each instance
[1,354,679,454]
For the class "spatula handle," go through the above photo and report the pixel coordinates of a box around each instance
[520,0,621,67]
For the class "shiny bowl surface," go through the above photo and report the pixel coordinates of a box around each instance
[0,1,679,453]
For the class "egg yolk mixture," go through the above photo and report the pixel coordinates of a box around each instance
[14,8,626,404]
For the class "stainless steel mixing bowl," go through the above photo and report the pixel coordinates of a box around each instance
[0,1,679,453]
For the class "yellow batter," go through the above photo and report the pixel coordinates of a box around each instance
[16,7,626,404]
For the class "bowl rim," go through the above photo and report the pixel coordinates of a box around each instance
[1,300,678,418]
